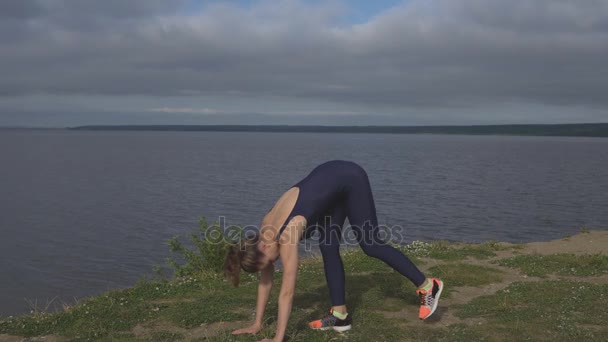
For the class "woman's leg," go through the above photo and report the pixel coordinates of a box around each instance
[317,203,347,307]
[343,164,426,287]
[342,164,444,320]
[310,203,353,331]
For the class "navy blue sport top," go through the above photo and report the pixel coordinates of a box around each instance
[276,160,362,239]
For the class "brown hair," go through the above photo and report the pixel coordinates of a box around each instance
[223,234,262,287]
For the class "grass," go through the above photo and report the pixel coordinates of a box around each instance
[0,273,255,339]
[454,281,608,340]
[150,331,184,341]
[428,263,504,289]
[0,235,606,341]
[396,239,523,262]
[496,253,608,277]
[0,250,488,341]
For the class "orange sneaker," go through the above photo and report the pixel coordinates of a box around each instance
[416,278,444,320]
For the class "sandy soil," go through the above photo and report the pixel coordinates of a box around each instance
[523,230,608,255]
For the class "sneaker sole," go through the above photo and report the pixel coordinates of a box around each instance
[311,325,352,332]
[333,325,352,333]
[423,280,444,320]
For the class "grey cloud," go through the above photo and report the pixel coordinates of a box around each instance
[5,0,186,20]
[0,0,607,114]
[45,0,185,18]
[0,0,44,19]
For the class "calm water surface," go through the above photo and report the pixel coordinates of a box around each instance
[0,130,606,316]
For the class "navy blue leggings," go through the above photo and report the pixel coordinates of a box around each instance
[279,160,426,306]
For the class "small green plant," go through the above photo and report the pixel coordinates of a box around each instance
[167,217,241,277]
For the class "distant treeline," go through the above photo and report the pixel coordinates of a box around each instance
[69,123,608,137]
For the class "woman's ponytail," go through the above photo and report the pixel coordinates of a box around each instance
[223,233,261,287]
[224,244,242,287]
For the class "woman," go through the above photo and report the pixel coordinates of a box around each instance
[224,160,443,341]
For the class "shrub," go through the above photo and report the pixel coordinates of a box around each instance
[166,217,241,277]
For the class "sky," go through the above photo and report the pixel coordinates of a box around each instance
[1,0,608,127]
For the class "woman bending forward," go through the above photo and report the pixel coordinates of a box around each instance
[224,160,444,341]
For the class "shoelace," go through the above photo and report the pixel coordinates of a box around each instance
[418,289,434,306]
[319,312,338,326]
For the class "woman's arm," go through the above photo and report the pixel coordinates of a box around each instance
[272,236,299,341]
[254,263,275,326]
[232,263,274,335]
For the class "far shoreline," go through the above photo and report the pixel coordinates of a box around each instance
[2,123,608,137]
[64,123,608,138]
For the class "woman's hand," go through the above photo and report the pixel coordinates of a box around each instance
[232,322,262,335]
[257,338,279,342]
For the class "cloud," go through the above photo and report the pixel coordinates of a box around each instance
[0,1,44,19]
[0,0,607,125]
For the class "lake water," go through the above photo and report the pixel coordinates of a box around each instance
[0,130,606,316]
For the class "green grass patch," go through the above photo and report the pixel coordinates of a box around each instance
[453,281,608,340]
[95,332,139,341]
[0,273,258,340]
[148,331,185,341]
[163,296,250,328]
[398,239,522,262]
[496,253,608,277]
[342,247,423,273]
[0,291,153,339]
[427,263,504,290]
[427,241,504,261]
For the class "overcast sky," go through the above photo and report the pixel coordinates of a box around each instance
[1,0,607,127]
